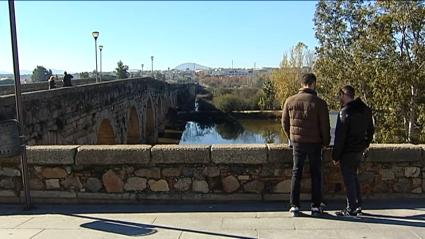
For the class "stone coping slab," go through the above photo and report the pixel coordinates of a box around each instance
[266,144,292,163]
[367,144,423,162]
[75,145,151,165]
[211,144,267,164]
[26,145,79,165]
[1,144,423,166]
[151,145,210,164]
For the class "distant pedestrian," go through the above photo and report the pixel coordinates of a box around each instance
[48,76,56,89]
[282,73,331,217]
[63,71,73,87]
[332,85,375,217]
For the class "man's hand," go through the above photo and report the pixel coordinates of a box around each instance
[332,160,340,166]
[362,149,369,161]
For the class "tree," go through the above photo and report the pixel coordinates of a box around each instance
[314,0,425,143]
[258,80,277,110]
[115,60,129,79]
[31,66,52,82]
[271,42,315,106]
[79,72,90,79]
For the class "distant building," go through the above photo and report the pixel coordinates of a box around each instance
[208,68,253,77]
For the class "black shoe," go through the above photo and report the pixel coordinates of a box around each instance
[335,208,357,217]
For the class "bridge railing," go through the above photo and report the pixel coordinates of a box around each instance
[0,144,423,203]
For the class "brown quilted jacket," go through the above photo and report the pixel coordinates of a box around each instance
[282,88,331,146]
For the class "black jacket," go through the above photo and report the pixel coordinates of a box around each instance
[332,98,375,162]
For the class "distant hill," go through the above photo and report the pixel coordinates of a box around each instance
[175,63,210,71]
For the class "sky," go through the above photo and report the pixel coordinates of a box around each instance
[0,1,318,73]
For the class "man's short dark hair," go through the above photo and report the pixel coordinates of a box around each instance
[301,73,316,86]
[340,85,355,99]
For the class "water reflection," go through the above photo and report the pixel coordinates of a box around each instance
[179,119,286,144]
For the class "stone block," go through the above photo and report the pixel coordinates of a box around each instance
[124,177,147,191]
[134,168,161,179]
[29,178,44,190]
[102,170,124,193]
[174,178,192,192]
[26,145,78,165]
[0,178,15,189]
[41,167,67,179]
[77,192,135,201]
[273,180,291,193]
[76,145,151,165]
[85,177,102,192]
[148,179,169,192]
[25,190,76,199]
[181,193,261,201]
[0,167,20,177]
[243,180,265,193]
[238,175,250,181]
[405,167,421,178]
[367,144,423,162]
[45,179,60,190]
[202,166,220,177]
[413,178,422,188]
[162,168,181,177]
[222,175,240,193]
[380,169,395,181]
[393,178,412,193]
[136,193,181,201]
[61,176,82,191]
[267,144,292,163]
[0,190,17,197]
[211,144,267,164]
[151,145,210,164]
[192,180,209,193]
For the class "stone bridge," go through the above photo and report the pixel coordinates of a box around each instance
[0,77,196,145]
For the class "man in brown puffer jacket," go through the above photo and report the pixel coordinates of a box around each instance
[282,73,330,217]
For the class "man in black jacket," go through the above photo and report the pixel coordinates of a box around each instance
[332,85,374,217]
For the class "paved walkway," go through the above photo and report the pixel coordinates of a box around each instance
[0,200,424,239]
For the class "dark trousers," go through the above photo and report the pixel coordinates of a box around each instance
[290,143,322,208]
[340,152,363,210]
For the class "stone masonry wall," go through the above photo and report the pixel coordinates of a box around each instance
[0,144,423,203]
[0,78,191,145]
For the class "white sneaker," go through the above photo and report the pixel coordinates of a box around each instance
[355,207,363,215]
[311,207,323,217]
[289,206,300,217]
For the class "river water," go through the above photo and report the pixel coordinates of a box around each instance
[179,113,338,144]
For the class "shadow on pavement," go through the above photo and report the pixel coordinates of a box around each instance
[80,220,158,237]
[313,211,425,228]
[76,214,255,239]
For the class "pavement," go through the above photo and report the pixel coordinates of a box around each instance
[0,200,424,239]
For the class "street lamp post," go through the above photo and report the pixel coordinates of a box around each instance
[92,31,99,82]
[8,0,31,209]
[99,45,103,82]
[151,56,154,77]
[141,64,144,75]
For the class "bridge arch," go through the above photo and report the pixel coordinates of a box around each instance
[144,96,156,144]
[127,106,140,144]
[97,119,115,144]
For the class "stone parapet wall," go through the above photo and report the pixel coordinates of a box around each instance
[0,79,96,96]
[0,144,423,203]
